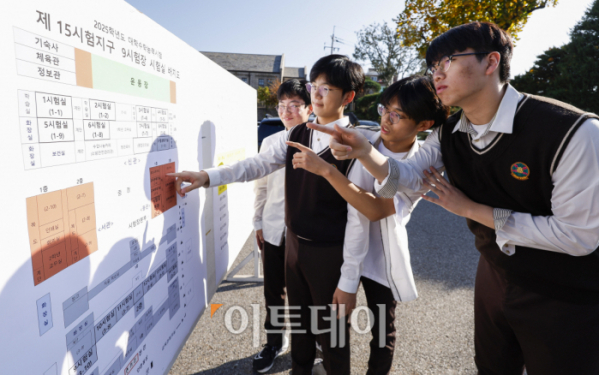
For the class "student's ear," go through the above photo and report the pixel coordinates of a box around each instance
[416,119,435,132]
[342,91,356,106]
[307,104,313,115]
[485,52,501,77]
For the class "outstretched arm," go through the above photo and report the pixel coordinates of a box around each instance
[287,141,395,221]
[306,123,390,183]
[168,130,289,197]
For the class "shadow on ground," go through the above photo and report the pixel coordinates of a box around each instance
[216,281,263,293]
[190,352,292,375]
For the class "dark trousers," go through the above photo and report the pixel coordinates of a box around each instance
[285,229,350,375]
[361,276,397,375]
[474,255,599,375]
[261,238,287,347]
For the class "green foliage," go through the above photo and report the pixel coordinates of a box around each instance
[353,23,422,86]
[512,0,599,114]
[364,78,382,94]
[396,0,558,56]
[511,47,565,95]
[354,92,383,121]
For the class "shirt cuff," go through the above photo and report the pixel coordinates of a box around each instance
[494,208,516,256]
[253,221,262,231]
[375,158,400,199]
[493,208,513,231]
[337,275,360,294]
[496,235,516,256]
[205,168,221,187]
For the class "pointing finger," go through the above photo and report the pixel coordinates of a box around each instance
[333,123,351,134]
[286,141,312,153]
[330,138,351,151]
[307,122,336,135]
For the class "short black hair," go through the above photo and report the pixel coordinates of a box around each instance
[380,75,449,128]
[277,79,311,105]
[309,54,365,95]
[426,22,513,83]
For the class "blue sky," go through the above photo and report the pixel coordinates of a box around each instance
[125,0,595,78]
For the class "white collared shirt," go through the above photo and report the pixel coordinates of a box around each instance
[362,140,422,287]
[205,116,375,293]
[376,84,599,257]
[253,132,287,246]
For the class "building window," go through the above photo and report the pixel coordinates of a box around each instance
[241,77,248,83]
[258,79,265,86]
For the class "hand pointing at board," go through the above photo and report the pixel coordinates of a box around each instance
[167,170,210,197]
[306,123,372,160]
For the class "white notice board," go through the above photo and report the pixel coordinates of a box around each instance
[0,1,257,374]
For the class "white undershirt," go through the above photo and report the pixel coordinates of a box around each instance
[362,142,408,287]
[470,122,493,148]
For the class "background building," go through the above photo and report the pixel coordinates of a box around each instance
[201,52,307,119]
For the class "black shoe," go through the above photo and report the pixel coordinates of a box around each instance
[252,343,283,373]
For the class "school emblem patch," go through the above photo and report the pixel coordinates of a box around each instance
[510,162,530,180]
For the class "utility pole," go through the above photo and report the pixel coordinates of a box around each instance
[324,26,340,55]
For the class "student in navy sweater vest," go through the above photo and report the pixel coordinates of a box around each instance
[169,55,378,375]
[311,22,599,375]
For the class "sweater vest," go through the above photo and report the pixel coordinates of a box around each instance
[440,94,599,303]
[285,122,357,245]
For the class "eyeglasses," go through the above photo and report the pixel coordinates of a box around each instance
[306,82,341,98]
[377,104,402,124]
[427,52,492,75]
[276,103,305,113]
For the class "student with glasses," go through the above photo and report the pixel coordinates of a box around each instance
[169,55,379,375]
[288,75,449,375]
[252,79,312,373]
[310,22,599,375]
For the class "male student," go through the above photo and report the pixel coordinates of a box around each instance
[288,75,449,375]
[169,55,377,375]
[311,22,599,375]
[252,79,312,373]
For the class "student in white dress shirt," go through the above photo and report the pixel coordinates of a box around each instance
[251,79,312,373]
[288,75,449,375]
[169,55,378,375]
[311,22,599,375]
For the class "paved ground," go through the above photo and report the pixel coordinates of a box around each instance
[169,199,481,375]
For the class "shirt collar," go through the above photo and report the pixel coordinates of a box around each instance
[375,133,420,159]
[315,116,350,129]
[452,84,523,135]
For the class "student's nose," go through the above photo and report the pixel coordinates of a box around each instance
[313,88,323,100]
[381,114,391,127]
[433,69,445,82]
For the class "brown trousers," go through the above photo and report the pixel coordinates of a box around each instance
[261,238,286,348]
[475,255,599,375]
[285,229,351,375]
[361,276,397,375]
